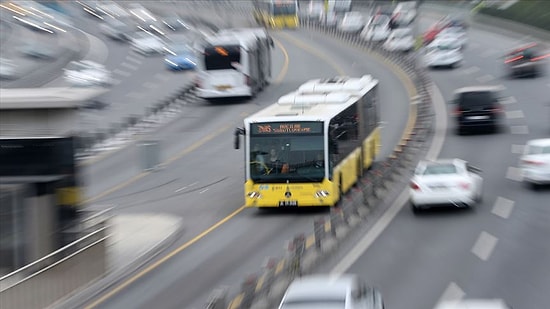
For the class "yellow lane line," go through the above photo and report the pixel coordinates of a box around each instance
[84,206,246,309]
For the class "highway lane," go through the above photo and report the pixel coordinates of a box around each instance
[316,9,550,309]
[72,20,413,309]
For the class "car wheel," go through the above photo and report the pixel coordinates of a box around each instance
[410,202,420,214]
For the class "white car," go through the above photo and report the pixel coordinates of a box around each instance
[131,31,166,55]
[383,27,415,52]
[519,138,550,188]
[435,299,511,309]
[63,60,113,87]
[424,37,463,68]
[338,12,365,33]
[435,26,468,48]
[278,274,385,309]
[410,158,483,213]
[360,15,391,42]
[391,1,417,26]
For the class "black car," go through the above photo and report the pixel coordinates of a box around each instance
[451,86,504,135]
[504,43,546,77]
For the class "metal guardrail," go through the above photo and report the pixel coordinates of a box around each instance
[0,210,111,309]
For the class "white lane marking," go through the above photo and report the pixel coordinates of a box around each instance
[500,96,517,105]
[492,197,515,219]
[121,62,137,70]
[113,69,131,77]
[471,231,498,261]
[476,74,495,83]
[511,144,525,154]
[506,166,523,182]
[505,110,524,119]
[434,282,465,308]
[199,188,209,194]
[175,182,198,193]
[510,125,529,134]
[143,81,159,89]
[331,83,448,275]
[461,66,480,75]
[125,55,142,64]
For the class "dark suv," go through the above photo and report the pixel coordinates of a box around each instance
[452,86,504,134]
[504,43,546,78]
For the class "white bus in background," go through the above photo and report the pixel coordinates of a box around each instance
[195,28,274,101]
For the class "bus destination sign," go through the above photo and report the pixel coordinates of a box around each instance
[251,122,323,135]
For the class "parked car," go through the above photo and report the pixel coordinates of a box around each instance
[131,31,167,55]
[435,299,511,309]
[435,26,467,48]
[504,42,548,78]
[63,60,113,87]
[278,274,385,309]
[424,37,463,68]
[391,1,417,26]
[383,27,415,52]
[360,14,391,42]
[410,158,483,213]
[164,42,197,71]
[337,11,365,33]
[450,86,504,134]
[519,138,550,189]
[0,58,18,80]
[319,10,338,28]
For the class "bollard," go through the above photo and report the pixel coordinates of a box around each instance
[260,257,279,294]
[290,234,305,278]
[205,287,228,309]
[329,207,342,238]
[240,274,258,308]
[313,217,325,250]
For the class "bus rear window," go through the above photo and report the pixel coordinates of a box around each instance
[204,45,241,70]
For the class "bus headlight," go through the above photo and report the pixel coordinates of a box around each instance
[315,190,330,198]
[247,191,262,199]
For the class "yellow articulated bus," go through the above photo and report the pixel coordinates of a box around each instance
[253,0,299,29]
[234,75,380,208]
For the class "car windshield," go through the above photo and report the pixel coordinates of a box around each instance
[430,41,458,51]
[527,145,550,155]
[422,163,457,175]
[458,91,495,108]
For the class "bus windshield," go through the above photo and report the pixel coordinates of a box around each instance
[249,122,326,183]
[272,2,296,15]
[203,45,240,70]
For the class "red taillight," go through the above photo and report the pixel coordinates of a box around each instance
[458,182,470,190]
[505,55,523,64]
[453,107,463,115]
[488,106,503,113]
[522,159,545,166]
[530,53,550,62]
[410,182,420,190]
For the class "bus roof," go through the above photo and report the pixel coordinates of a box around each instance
[217,27,269,39]
[0,87,108,110]
[245,75,378,124]
[205,32,260,50]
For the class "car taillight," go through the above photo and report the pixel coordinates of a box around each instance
[505,55,523,63]
[453,107,463,115]
[458,181,470,190]
[410,182,420,190]
[522,159,545,166]
[245,75,252,86]
[488,106,503,113]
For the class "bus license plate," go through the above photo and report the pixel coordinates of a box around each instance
[279,200,298,207]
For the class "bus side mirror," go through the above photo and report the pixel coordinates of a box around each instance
[234,127,245,149]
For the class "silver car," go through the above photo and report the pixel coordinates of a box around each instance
[520,138,550,189]
[278,274,385,309]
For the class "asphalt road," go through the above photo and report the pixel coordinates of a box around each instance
[316,9,550,309]
[71,11,412,309]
